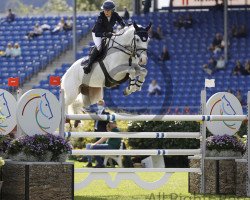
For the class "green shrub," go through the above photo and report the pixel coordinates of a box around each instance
[127,121,200,167]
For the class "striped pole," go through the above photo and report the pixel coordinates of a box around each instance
[66,114,247,122]
[64,132,201,139]
[71,149,201,156]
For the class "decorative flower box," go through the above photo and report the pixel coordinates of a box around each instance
[1,161,74,200]
[189,158,236,195]
[206,150,242,157]
[235,159,247,197]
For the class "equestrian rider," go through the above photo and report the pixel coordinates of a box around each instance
[82,0,125,74]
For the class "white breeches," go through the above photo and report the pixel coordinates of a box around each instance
[92,32,102,51]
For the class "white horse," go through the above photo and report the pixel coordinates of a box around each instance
[61,22,151,115]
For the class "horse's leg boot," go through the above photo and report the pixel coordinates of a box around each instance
[83,48,99,74]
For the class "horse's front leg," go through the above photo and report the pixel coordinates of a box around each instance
[123,68,137,96]
[134,66,148,92]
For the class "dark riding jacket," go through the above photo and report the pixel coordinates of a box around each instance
[92,11,125,37]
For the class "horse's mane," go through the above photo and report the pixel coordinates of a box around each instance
[116,25,134,36]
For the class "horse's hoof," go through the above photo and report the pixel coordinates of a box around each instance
[136,86,141,91]
[123,90,128,96]
[74,120,81,128]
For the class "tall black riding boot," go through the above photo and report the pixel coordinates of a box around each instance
[83,48,99,74]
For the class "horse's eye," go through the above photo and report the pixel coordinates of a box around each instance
[3,103,5,105]
[45,104,48,106]
[136,38,140,42]
[227,104,229,106]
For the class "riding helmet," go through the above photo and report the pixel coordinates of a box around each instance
[101,0,116,10]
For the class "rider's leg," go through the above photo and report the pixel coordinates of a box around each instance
[83,48,99,74]
[82,33,102,74]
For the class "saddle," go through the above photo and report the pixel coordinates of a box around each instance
[82,39,129,88]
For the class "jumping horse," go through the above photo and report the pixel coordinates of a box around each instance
[61,22,151,121]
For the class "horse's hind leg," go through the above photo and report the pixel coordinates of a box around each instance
[81,87,103,107]
[71,94,84,128]
[63,87,80,129]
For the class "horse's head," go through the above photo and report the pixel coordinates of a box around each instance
[0,93,11,118]
[133,21,151,66]
[39,93,53,120]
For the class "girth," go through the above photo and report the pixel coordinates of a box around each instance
[98,60,129,88]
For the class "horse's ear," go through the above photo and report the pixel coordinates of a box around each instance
[133,21,139,31]
[145,22,152,31]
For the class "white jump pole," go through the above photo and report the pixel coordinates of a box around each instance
[71,149,201,156]
[75,168,202,173]
[66,114,247,122]
[64,132,201,139]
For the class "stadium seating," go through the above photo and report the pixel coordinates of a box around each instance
[34,10,250,114]
[0,15,95,90]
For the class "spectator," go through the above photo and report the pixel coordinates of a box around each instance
[212,0,223,11]
[63,17,73,31]
[123,7,130,21]
[227,89,233,94]
[6,9,15,23]
[12,43,21,57]
[148,26,162,40]
[238,25,247,38]
[231,25,247,38]
[203,57,217,75]
[52,18,65,33]
[244,60,250,75]
[25,23,43,39]
[148,80,161,96]
[156,26,163,39]
[232,60,244,75]
[85,100,109,167]
[143,0,151,14]
[174,16,185,29]
[231,25,238,37]
[216,56,226,70]
[94,100,110,132]
[236,90,243,104]
[40,24,51,31]
[184,14,193,29]
[220,37,229,51]
[3,43,13,57]
[184,107,190,114]
[208,33,223,53]
[160,45,170,61]
[86,121,121,168]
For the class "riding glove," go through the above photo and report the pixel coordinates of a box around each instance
[103,32,113,38]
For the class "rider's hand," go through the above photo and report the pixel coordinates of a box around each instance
[104,32,113,38]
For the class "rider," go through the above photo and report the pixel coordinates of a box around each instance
[82,0,126,74]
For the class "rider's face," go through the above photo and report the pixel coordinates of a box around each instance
[104,9,112,17]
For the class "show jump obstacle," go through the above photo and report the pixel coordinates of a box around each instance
[1,87,249,194]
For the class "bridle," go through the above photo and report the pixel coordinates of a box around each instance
[107,28,149,66]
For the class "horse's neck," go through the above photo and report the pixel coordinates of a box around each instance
[110,27,134,48]
[103,27,138,68]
